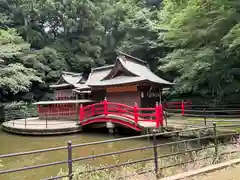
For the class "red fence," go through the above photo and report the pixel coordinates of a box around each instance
[164,100,192,116]
[79,99,164,129]
[38,104,77,119]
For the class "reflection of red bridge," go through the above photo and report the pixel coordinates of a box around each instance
[79,99,164,131]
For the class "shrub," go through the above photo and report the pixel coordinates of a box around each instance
[4,101,38,120]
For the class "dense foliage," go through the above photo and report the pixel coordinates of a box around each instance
[1,0,240,104]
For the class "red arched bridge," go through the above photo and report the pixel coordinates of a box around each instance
[79,99,164,131]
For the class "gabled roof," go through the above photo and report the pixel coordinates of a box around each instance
[85,64,114,86]
[70,52,173,93]
[50,71,83,88]
[73,65,114,91]
[87,52,173,87]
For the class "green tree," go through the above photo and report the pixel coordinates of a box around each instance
[39,0,106,71]
[0,63,41,94]
[158,0,240,103]
[0,28,42,101]
[22,47,67,84]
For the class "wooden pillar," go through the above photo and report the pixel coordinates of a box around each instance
[37,104,41,118]
[159,88,162,103]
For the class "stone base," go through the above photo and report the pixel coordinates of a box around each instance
[1,118,82,136]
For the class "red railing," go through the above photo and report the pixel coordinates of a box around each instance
[38,104,78,119]
[164,100,192,116]
[79,99,164,129]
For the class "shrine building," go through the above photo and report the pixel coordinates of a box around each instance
[84,52,173,107]
[34,52,173,119]
[34,72,93,120]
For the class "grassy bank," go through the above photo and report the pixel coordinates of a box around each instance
[57,144,240,180]
[166,115,240,133]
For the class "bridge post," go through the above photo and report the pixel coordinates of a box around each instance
[155,102,159,128]
[104,97,108,117]
[181,100,185,116]
[134,102,138,127]
[79,104,84,124]
[92,105,94,116]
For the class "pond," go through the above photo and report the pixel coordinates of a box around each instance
[0,128,199,180]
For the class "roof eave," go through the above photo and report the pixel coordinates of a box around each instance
[49,84,72,88]
[148,80,174,87]
[88,79,147,87]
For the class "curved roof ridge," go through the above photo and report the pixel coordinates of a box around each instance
[62,71,82,76]
[117,51,148,66]
[119,57,173,85]
[101,58,139,81]
[92,64,114,72]
[62,74,83,85]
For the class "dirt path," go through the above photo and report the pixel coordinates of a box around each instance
[185,164,240,180]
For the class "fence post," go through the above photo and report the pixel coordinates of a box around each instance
[134,102,138,127]
[163,103,168,126]
[181,100,184,116]
[176,132,181,151]
[152,129,159,178]
[204,108,206,126]
[197,129,201,147]
[45,113,48,128]
[67,141,73,180]
[12,118,14,126]
[213,123,218,160]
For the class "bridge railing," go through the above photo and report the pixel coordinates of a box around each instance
[79,99,164,128]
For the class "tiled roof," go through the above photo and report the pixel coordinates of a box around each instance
[52,52,173,91]
[74,83,90,90]
[50,71,83,88]
[88,76,144,86]
[88,53,173,87]
[118,56,173,85]
[85,65,114,86]
[71,65,114,92]
[49,83,71,88]
[62,74,82,85]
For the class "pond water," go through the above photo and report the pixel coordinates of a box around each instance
[0,128,199,180]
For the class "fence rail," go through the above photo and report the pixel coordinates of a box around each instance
[0,124,239,180]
